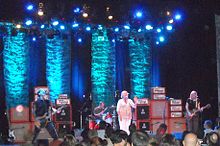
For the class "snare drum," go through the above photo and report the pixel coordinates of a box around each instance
[89,120,96,129]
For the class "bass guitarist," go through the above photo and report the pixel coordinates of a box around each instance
[185,90,203,135]
[32,89,58,144]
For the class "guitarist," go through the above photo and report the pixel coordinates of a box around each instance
[32,89,58,144]
[185,90,202,134]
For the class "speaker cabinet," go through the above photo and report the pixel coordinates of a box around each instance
[151,118,168,134]
[136,104,150,120]
[137,120,150,131]
[9,122,33,143]
[10,106,29,122]
[55,105,72,122]
[56,122,72,138]
[150,100,169,118]
[168,118,186,134]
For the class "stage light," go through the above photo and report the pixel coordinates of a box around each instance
[112,39,115,43]
[16,24,21,29]
[166,11,171,16]
[156,41,159,45]
[98,25,103,30]
[159,36,165,42]
[32,37,36,41]
[166,25,173,31]
[169,19,174,24]
[145,25,153,30]
[52,21,59,26]
[135,11,143,18]
[82,12,88,18]
[72,23,79,28]
[108,15,113,20]
[74,7,80,13]
[124,25,130,30]
[114,28,119,32]
[60,25,65,30]
[157,28,162,33]
[40,24,45,29]
[38,9,44,16]
[25,20,32,26]
[138,28,142,32]
[175,14,181,20]
[86,26,91,31]
[26,4,34,11]
[78,38,82,43]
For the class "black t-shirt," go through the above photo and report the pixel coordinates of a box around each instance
[187,98,200,111]
[34,99,51,117]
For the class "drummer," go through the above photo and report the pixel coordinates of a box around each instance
[93,101,106,120]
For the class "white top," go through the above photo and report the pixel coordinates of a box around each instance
[116,99,136,120]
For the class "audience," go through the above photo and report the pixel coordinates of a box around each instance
[205,131,220,146]
[203,120,213,139]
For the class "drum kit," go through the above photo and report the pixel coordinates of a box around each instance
[88,105,117,130]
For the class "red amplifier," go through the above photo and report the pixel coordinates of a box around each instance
[151,94,166,100]
[150,100,169,118]
[151,87,166,94]
[170,106,182,112]
[10,106,29,122]
[170,112,183,118]
[170,99,182,105]
[168,118,186,133]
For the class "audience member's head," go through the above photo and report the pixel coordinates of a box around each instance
[105,125,114,138]
[131,131,149,146]
[182,132,199,146]
[206,131,220,146]
[159,134,179,146]
[110,131,127,146]
[204,120,213,129]
[129,123,137,135]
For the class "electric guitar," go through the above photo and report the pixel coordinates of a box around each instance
[187,104,211,120]
[34,105,67,128]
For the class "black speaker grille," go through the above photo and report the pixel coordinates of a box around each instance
[136,105,149,120]
[55,106,71,122]
[138,121,150,131]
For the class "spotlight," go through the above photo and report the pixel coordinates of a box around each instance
[156,41,159,45]
[52,21,59,26]
[38,9,44,16]
[72,23,79,28]
[74,7,80,13]
[98,25,103,30]
[175,14,181,20]
[114,28,119,32]
[135,11,143,18]
[145,25,153,30]
[169,19,174,24]
[156,28,162,33]
[26,4,34,11]
[78,38,82,43]
[166,11,171,16]
[60,25,65,30]
[159,36,165,42]
[112,39,115,43]
[138,28,142,32]
[40,24,45,29]
[32,37,36,41]
[124,25,130,30]
[108,15,113,20]
[82,12,88,18]
[16,24,22,29]
[25,20,32,26]
[86,26,91,31]
[166,25,173,31]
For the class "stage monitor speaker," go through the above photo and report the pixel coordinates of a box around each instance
[10,106,29,122]
[55,105,72,122]
[56,122,72,138]
[9,122,33,143]
[168,118,186,134]
[136,104,149,120]
[137,120,150,131]
[150,100,169,119]
[151,118,168,134]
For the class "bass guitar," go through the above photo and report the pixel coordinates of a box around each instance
[187,104,211,120]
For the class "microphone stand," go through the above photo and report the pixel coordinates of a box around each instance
[79,95,91,129]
